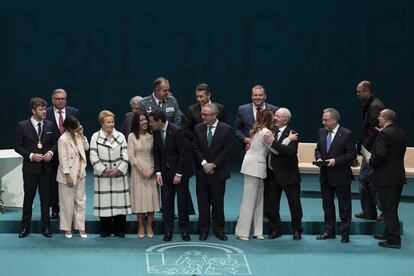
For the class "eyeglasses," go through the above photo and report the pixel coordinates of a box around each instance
[53,97,67,101]
[201,113,215,117]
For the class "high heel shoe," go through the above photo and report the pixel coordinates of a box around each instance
[137,228,145,239]
[146,227,154,239]
[64,231,73,239]
[79,230,87,239]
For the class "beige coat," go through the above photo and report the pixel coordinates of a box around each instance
[56,131,89,184]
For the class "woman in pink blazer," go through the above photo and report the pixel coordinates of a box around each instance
[56,116,89,239]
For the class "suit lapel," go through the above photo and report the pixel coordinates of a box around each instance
[328,127,342,154]
[246,105,255,126]
[278,127,290,142]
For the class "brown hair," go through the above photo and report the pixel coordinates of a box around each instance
[250,109,276,136]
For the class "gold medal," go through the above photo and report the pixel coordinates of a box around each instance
[37,141,43,149]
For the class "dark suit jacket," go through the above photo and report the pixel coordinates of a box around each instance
[359,95,384,151]
[184,102,227,140]
[269,126,301,186]
[370,124,407,187]
[193,122,233,181]
[120,111,135,137]
[234,102,278,143]
[315,126,357,186]
[153,123,193,180]
[15,119,58,174]
[46,106,80,135]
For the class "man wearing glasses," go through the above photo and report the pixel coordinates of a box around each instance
[46,88,80,220]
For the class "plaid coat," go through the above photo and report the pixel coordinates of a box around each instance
[90,129,132,217]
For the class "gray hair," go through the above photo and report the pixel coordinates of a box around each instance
[323,107,340,121]
[277,107,292,122]
[203,103,219,115]
[381,109,396,122]
[52,88,67,97]
[130,95,142,105]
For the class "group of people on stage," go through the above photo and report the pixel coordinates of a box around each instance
[15,78,408,249]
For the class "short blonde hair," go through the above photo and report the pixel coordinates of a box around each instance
[98,110,115,124]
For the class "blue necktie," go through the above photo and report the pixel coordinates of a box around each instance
[326,130,333,152]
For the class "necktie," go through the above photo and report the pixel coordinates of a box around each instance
[207,125,214,145]
[58,110,64,134]
[326,130,333,152]
[256,107,262,121]
[158,101,163,109]
[37,122,42,136]
[275,129,281,141]
[161,130,166,145]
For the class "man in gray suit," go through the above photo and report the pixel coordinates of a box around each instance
[139,77,182,125]
[121,95,142,137]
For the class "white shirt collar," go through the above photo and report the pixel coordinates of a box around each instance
[162,121,169,131]
[53,106,65,114]
[31,116,43,126]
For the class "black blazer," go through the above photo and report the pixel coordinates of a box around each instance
[15,119,58,174]
[153,123,193,180]
[315,126,357,186]
[46,106,80,135]
[269,126,301,186]
[193,121,234,181]
[370,124,407,187]
[184,102,227,140]
[359,95,384,151]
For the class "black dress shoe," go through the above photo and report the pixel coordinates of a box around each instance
[51,212,59,220]
[341,235,350,243]
[18,228,30,238]
[116,232,125,238]
[215,232,228,241]
[199,232,208,241]
[376,213,385,222]
[293,231,301,241]
[42,228,52,238]
[316,232,335,240]
[268,231,282,240]
[163,232,173,242]
[354,212,376,220]
[373,233,387,240]
[378,241,401,249]
[181,231,191,241]
[100,232,111,238]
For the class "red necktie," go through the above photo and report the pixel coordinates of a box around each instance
[256,107,262,121]
[58,110,64,134]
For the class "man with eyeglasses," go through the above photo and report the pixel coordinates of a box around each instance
[46,88,80,220]
[354,80,385,222]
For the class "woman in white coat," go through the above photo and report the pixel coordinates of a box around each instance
[56,116,89,239]
[235,109,295,240]
[90,110,132,238]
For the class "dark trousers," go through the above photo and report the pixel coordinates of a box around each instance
[268,174,303,233]
[321,181,352,236]
[196,174,226,234]
[100,215,126,235]
[49,162,59,213]
[378,186,403,245]
[160,169,190,233]
[21,170,51,229]
[359,159,381,218]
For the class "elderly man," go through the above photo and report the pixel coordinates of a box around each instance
[46,88,80,219]
[121,95,142,137]
[370,109,407,249]
[193,103,233,241]
[315,108,357,243]
[184,83,227,140]
[264,108,303,240]
[354,80,385,221]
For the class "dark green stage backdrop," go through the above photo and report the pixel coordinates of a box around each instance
[1,1,413,149]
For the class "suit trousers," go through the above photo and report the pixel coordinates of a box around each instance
[196,174,226,234]
[267,174,303,234]
[321,181,352,236]
[235,174,264,237]
[50,162,59,212]
[21,169,51,229]
[359,158,381,218]
[378,185,403,245]
[58,176,86,231]
[100,215,126,235]
[160,169,189,233]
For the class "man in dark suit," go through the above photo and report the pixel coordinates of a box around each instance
[264,108,303,240]
[193,103,234,241]
[15,97,58,238]
[234,84,278,151]
[315,108,357,243]
[46,88,80,219]
[370,109,407,249]
[149,110,192,242]
[184,83,227,140]
[120,95,142,137]
[354,80,385,221]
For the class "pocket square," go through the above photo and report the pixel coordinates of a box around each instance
[46,131,53,134]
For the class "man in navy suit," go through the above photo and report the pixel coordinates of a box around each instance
[193,103,234,241]
[15,97,58,238]
[149,110,193,242]
[46,88,80,219]
[370,109,407,249]
[234,84,277,151]
[315,108,357,243]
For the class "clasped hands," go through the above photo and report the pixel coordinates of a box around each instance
[104,167,121,177]
[32,152,53,162]
[203,163,215,174]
